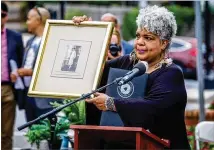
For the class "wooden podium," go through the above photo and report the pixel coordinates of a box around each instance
[70,125,170,150]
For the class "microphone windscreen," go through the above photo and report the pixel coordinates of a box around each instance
[133,61,148,75]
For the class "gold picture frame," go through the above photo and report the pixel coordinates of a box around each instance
[28,19,114,99]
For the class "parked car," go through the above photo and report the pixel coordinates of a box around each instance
[128,36,198,79]
[169,36,197,79]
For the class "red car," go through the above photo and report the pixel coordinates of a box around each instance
[169,36,197,79]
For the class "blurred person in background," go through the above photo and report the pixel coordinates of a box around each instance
[108,29,122,60]
[101,13,134,55]
[1,2,24,150]
[15,6,58,122]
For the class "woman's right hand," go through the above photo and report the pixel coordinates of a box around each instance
[72,15,92,25]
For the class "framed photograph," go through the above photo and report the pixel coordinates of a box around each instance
[28,20,114,99]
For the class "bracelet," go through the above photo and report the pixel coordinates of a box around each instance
[105,96,115,111]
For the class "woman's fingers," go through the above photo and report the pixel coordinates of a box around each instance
[93,92,101,97]
[85,98,95,103]
[85,97,103,105]
[72,16,81,25]
[85,96,99,103]
[85,93,108,111]
[72,15,91,25]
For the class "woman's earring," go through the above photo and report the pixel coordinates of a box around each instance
[129,49,137,61]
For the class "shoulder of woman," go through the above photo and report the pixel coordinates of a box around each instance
[165,63,183,74]
[159,63,184,80]
[151,63,183,81]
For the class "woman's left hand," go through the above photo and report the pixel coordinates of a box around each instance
[85,92,108,111]
[72,15,92,25]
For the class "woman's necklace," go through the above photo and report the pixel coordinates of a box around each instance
[146,58,173,73]
[130,50,173,73]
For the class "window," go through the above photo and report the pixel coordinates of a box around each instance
[171,42,184,48]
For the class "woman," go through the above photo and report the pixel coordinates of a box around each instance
[73,5,190,149]
[68,47,77,70]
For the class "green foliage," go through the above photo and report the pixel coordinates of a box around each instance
[84,1,111,6]
[19,2,28,21]
[25,118,70,149]
[25,99,85,148]
[25,120,50,149]
[121,7,139,41]
[166,5,194,35]
[65,9,86,20]
[208,101,214,110]
[70,1,122,6]
[51,99,86,124]
[209,3,214,15]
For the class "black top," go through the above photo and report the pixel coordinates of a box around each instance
[86,55,134,125]
[86,55,190,149]
[103,55,190,149]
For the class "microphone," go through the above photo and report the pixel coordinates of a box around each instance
[118,61,148,86]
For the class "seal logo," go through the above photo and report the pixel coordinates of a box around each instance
[117,81,134,98]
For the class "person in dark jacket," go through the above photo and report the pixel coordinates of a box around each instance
[1,2,24,150]
[73,5,190,149]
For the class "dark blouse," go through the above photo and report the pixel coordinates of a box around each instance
[86,55,190,149]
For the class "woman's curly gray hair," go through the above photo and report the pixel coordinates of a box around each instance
[136,5,177,51]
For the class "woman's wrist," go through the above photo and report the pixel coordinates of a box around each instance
[105,96,116,111]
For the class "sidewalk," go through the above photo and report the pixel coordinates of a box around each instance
[13,107,31,149]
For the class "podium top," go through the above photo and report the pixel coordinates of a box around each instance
[70,125,170,148]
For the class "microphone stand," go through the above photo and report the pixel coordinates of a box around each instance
[17,77,122,150]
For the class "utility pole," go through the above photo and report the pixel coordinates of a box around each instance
[195,1,205,121]
[204,1,211,75]
[28,1,36,10]
[60,1,66,19]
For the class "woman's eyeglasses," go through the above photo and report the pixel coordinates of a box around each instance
[34,6,42,21]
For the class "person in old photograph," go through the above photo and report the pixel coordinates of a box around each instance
[68,47,77,71]
[61,45,79,72]
[61,44,73,71]
[73,5,190,149]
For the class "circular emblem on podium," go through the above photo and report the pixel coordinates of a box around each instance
[117,81,134,98]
